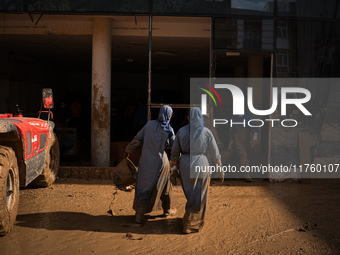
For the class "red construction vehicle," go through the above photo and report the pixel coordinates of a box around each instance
[0,88,60,236]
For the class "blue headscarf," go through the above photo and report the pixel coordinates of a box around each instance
[158,105,174,134]
[189,107,204,140]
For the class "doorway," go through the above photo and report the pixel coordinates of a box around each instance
[212,51,273,166]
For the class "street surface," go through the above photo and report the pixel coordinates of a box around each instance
[1,179,340,254]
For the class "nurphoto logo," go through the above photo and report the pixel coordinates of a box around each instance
[197,80,312,128]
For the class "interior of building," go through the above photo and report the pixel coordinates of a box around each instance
[0,14,272,164]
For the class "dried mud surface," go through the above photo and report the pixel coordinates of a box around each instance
[1,179,340,254]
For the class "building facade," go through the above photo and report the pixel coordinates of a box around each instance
[1,0,339,171]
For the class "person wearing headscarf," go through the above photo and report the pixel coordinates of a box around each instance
[171,107,222,234]
[125,105,176,224]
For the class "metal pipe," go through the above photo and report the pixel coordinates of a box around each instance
[209,17,215,79]
[147,15,152,122]
[267,53,274,166]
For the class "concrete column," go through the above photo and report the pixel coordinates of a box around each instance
[247,55,263,108]
[91,17,112,167]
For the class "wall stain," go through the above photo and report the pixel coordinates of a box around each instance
[92,83,110,139]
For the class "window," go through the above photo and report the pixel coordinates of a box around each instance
[27,132,31,157]
[244,20,262,49]
[277,24,288,38]
[40,134,48,150]
[276,50,289,73]
[214,18,238,49]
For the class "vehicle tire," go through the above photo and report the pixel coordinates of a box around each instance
[0,146,19,236]
[31,132,60,187]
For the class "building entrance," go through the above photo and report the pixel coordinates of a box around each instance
[212,52,273,166]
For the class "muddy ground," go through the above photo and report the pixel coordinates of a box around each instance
[1,178,340,254]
